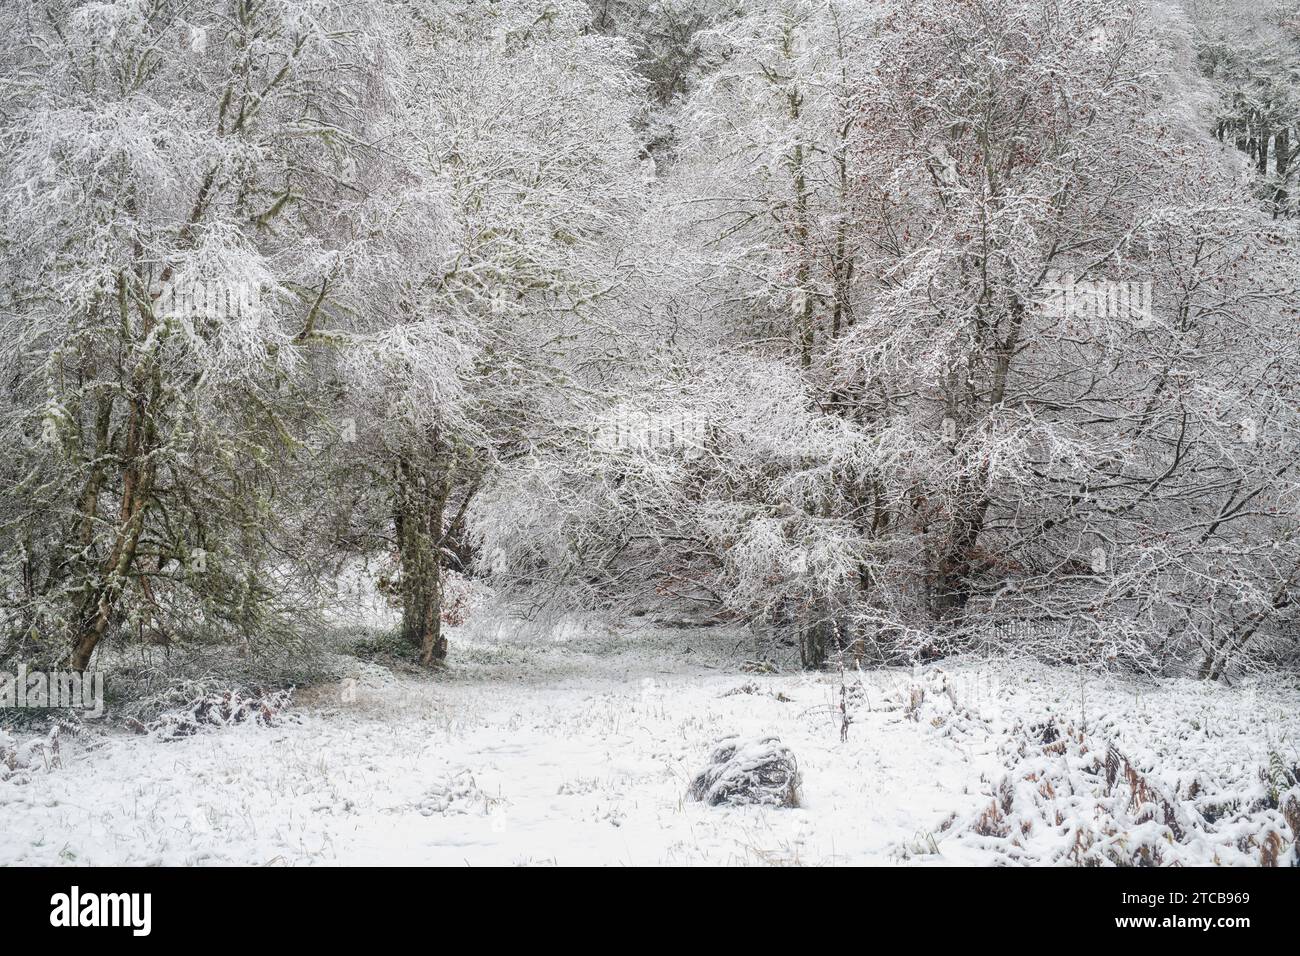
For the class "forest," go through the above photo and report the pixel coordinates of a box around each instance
[1,0,1299,868]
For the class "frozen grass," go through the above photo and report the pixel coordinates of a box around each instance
[1,615,1296,866]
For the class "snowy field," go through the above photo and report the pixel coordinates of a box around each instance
[2,616,1297,867]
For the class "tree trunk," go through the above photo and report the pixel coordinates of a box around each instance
[1274,126,1290,212]
[932,491,991,619]
[799,617,829,670]
[69,380,158,672]
[396,434,455,667]
[799,597,837,670]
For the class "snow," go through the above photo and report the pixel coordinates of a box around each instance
[1,619,1296,866]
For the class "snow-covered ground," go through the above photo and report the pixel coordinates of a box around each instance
[2,618,1297,866]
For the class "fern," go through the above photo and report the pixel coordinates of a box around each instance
[1266,750,1296,807]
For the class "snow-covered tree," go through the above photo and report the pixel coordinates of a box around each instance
[0,0,400,668]
[832,0,1300,671]
[1192,0,1300,215]
[327,0,646,664]
[2,0,1296,684]
[519,0,1300,676]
